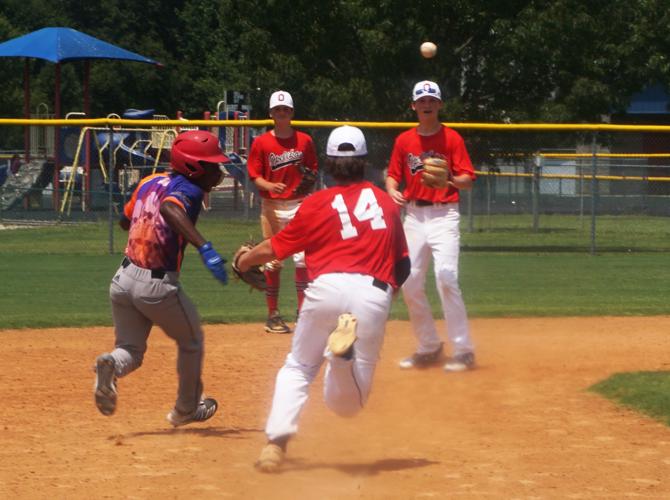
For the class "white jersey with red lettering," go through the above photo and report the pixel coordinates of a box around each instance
[263,180,409,440]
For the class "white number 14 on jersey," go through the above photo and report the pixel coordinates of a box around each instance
[331,187,387,240]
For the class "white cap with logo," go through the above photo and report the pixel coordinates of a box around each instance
[412,80,442,101]
[269,90,294,109]
[326,126,368,157]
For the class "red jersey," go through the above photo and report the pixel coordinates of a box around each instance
[247,129,318,200]
[271,181,409,288]
[387,126,476,203]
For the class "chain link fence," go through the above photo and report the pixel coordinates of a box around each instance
[1,122,669,253]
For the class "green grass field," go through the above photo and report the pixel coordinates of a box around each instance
[463,214,670,253]
[1,213,669,424]
[590,373,670,426]
[1,214,668,329]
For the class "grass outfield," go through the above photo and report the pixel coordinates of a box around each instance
[590,373,670,426]
[464,213,670,253]
[0,215,668,329]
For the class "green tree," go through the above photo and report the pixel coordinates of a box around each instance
[1,0,670,124]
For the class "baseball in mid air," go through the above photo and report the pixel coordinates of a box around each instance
[420,41,437,58]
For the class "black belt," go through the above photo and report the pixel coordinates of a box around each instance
[122,257,166,279]
[372,278,389,292]
[414,200,434,206]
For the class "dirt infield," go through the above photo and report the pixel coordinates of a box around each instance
[1,317,669,499]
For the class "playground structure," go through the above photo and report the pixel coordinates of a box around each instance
[58,108,179,215]
[207,91,255,210]
[0,28,259,216]
[1,92,255,215]
[0,158,54,211]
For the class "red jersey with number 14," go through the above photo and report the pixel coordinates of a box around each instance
[271,181,408,288]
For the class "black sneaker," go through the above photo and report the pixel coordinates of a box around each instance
[444,352,476,372]
[94,354,117,416]
[398,343,444,369]
[167,398,218,427]
[265,310,292,334]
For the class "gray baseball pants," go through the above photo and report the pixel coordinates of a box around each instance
[108,260,205,414]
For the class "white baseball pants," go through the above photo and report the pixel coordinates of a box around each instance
[260,198,305,269]
[264,273,393,441]
[401,202,474,356]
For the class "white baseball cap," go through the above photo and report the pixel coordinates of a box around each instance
[326,126,368,157]
[269,90,294,109]
[412,80,442,101]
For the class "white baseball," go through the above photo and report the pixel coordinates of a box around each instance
[420,42,437,58]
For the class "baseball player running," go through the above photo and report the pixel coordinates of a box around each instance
[386,80,477,372]
[93,130,229,426]
[247,90,319,334]
[236,126,410,472]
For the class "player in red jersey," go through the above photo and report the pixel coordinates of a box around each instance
[246,90,319,334]
[386,80,477,372]
[236,126,410,472]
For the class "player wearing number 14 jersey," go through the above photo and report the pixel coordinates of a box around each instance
[236,126,410,472]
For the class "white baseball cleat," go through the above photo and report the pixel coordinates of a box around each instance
[327,313,358,359]
[94,353,117,416]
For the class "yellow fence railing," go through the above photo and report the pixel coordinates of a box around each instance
[2,118,670,132]
[474,170,670,182]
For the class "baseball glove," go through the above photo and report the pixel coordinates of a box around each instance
[421,157,451,189]
[232,243,266,292]
[292,164,318,197]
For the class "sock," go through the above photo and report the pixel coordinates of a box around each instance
[265,269,280,315]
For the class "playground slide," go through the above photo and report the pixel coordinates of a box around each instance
[0,160,54,210]
[221,152,246,184]
[116,109,158,169]
[221,152,260,195]
[118,141,158,168]
[94,130,157,168]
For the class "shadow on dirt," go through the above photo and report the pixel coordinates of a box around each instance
[281,456,439,476]
[116,426,264,440]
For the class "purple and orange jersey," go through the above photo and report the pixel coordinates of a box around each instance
[123,173,204,271]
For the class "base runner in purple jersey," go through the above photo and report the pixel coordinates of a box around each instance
[93,130,230,427]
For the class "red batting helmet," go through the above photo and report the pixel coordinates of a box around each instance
[170,130,229,178]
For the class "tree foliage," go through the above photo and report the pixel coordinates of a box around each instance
[0,0,669,123]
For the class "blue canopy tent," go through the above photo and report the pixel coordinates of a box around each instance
[0,27,162,119]
[0,27,162,207]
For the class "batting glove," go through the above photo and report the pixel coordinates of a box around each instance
[198,242,228,285]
